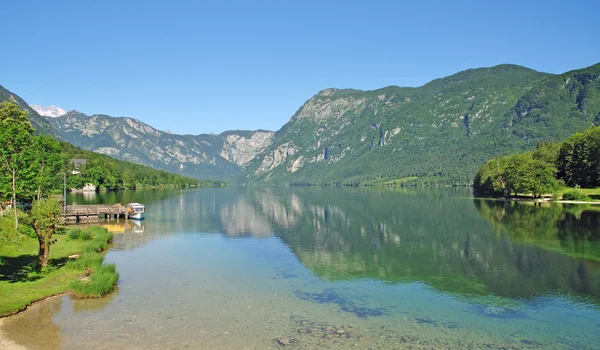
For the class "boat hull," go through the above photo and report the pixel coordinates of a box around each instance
[128,212,145,220]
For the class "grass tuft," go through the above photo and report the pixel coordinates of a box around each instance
[70,264,119,298]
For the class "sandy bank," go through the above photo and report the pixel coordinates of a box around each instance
[0,319,26,350]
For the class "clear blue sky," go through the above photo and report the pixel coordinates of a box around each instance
[2,0,599,134]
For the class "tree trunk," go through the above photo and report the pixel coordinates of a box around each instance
[37,234,48,267]
[43,232,50,266]
[34,220,54,268]
[12,168,18,230]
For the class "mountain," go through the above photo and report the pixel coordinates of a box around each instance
[30,104,67,118]
[242,63,600,185]
[3,62,599,185]
[45,111,273,180]
[0,85,61,138]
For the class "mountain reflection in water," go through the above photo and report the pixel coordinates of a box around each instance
[70,187,600,304]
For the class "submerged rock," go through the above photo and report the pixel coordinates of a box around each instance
[276,338,290,345]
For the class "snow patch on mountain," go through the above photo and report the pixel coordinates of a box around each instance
[30,104,67,118]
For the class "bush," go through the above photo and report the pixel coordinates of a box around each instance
[562,190,591,201]
[68,228,83,240]
[0,215,23,243]
[18,225,37,238]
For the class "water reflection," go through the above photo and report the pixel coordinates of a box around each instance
[475,200,600,260]
[71,187,600,304]
[256,188,600,303]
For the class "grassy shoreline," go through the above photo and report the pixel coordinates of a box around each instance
[0,226,118,317]
[474,186,600,203]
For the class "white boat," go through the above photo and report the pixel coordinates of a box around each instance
[127,203,145,220]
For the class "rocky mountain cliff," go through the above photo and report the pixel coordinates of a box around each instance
[242,63,600,185]
[45,111,273,179]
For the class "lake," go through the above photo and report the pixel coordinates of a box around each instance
[2,187,600,349]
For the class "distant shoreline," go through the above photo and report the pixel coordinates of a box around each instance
[477,197,600,205]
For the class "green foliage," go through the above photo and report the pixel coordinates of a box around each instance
[28,136,63,200]
[562,190,591,201]
[557,127,600,188]
[30,198,61,233]
[0,212,26,243]
[68,228,92,240]
[474,127,600,197]
[18,223,37,238]
[0,102,37,228]
[473,143,560,197]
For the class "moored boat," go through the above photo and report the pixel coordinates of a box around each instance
[127,203,145,220]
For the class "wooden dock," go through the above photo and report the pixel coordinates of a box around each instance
[63,204,129,224]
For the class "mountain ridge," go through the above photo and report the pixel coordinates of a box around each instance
[242,64,559,184]
[43,110,274,179]
[3,62,599,184]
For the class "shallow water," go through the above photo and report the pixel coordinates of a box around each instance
[3,187,600,349]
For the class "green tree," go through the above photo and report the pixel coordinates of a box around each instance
[26,136,63,200]
[557,127,600,188]
[474,151,558,198]
[513,155,558,197]
[0,102,35,229]
[31,198,62,268]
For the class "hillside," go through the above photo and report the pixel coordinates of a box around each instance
[242,65,551,184]
[0,85,60,138]
[503,63,600,142]
[44,111,273,180]
[242,63,600,185]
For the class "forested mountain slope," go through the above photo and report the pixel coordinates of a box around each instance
[243,63,600,185]
[0,85,60,138]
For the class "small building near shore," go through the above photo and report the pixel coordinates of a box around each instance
[70,159,88,175]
